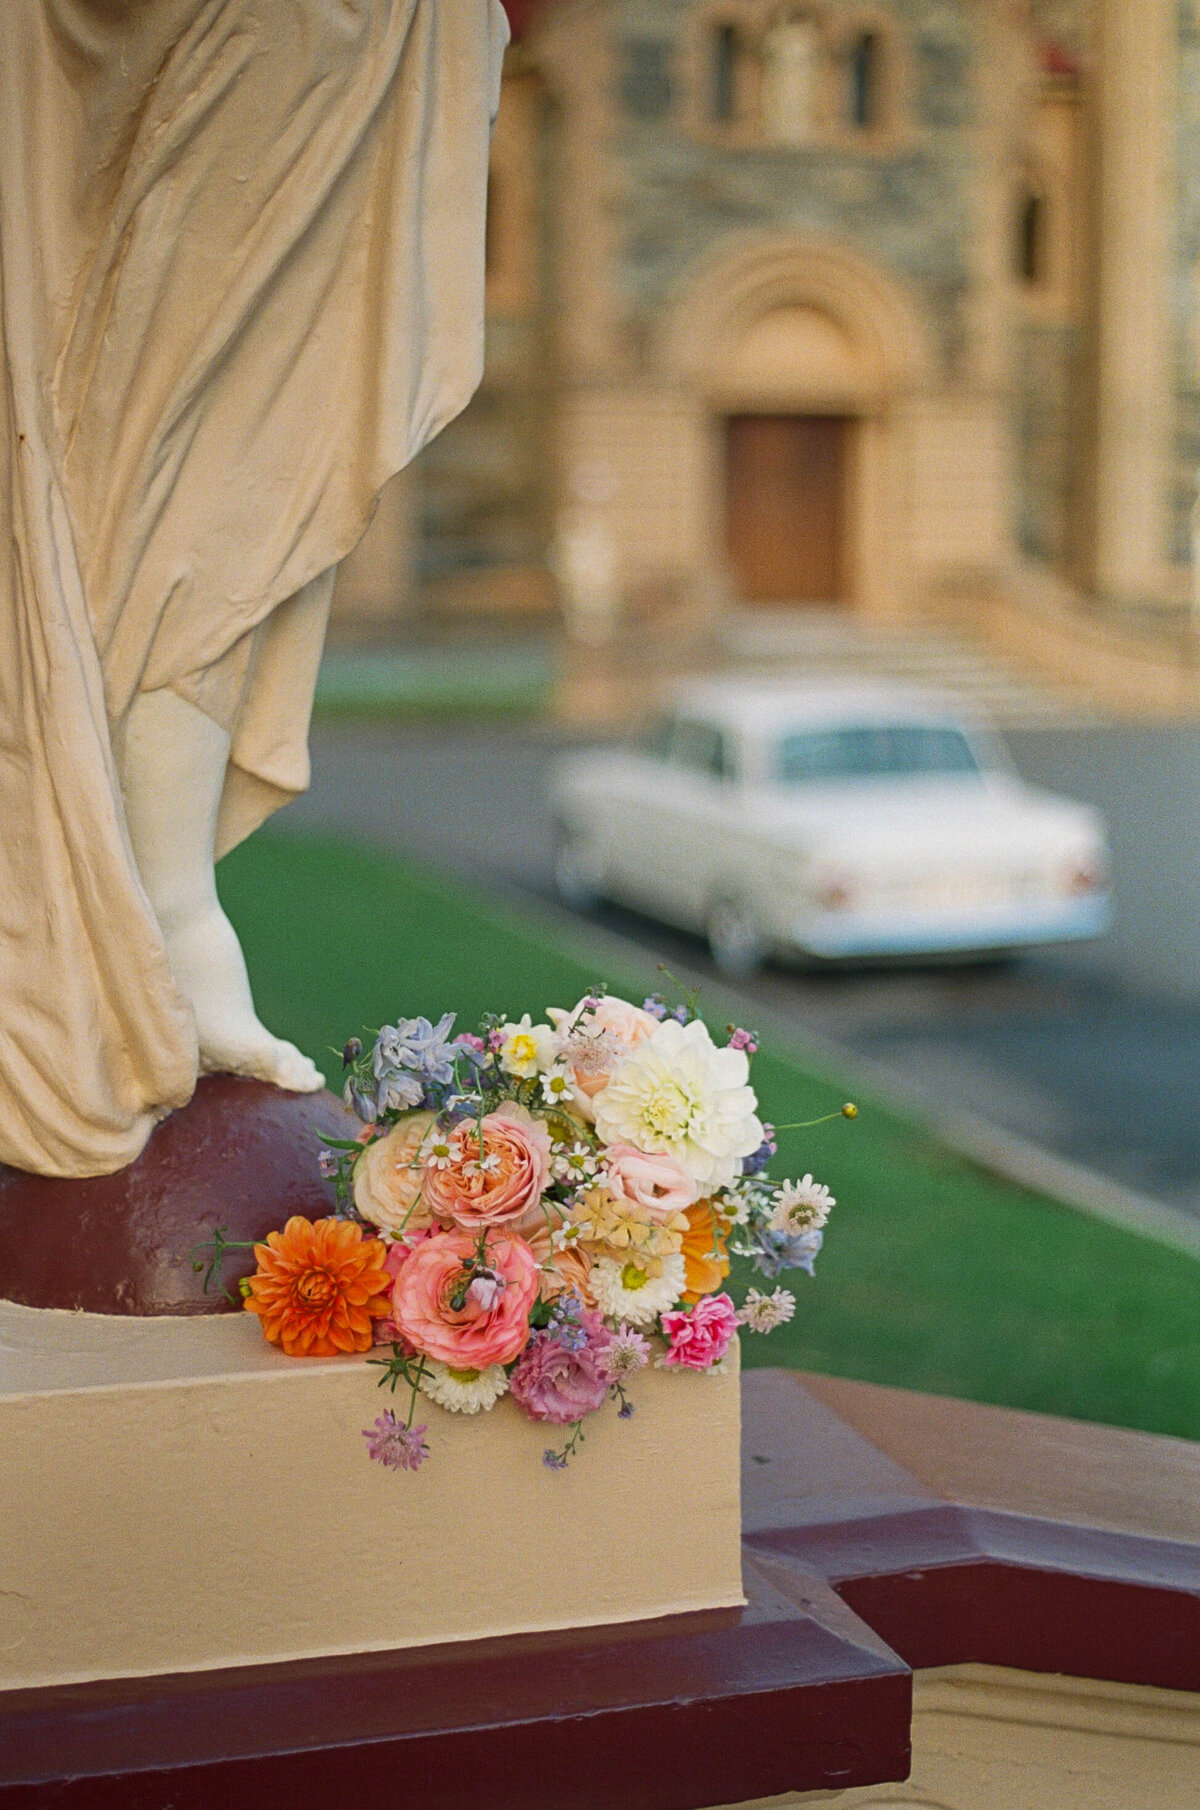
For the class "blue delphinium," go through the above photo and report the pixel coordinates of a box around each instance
[750,1226,823,1279]
[741,1123,777,1177]
[374,1012,460,1088]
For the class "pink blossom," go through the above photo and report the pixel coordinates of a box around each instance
[372,1237,430,1346]
[659,1293,740,1371]
[603,1144,699,1218]
[509,1311,615,1425]
[391,1229,539,1368]
[363,1412,428,1472]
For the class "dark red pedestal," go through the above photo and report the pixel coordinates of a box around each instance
[0,1078,358,1315]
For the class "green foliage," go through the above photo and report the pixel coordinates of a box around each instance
[219,832,1200,1443]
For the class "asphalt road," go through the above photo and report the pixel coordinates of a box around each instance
[283,719,1200,1221]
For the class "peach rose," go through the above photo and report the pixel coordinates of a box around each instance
[422,1105,552,1230]
[547,995,659,1119]
[391,1229,539,1369]
[604,1144,699,1219]
[353,1111,437,1235]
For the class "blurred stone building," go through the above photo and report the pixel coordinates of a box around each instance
[335,0,1199,694]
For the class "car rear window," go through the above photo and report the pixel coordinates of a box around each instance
[776,725,980,783]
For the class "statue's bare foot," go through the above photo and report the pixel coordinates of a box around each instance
[198,1021,325,1093]
[160,904,325,1094]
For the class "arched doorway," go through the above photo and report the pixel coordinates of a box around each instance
[660,235,935,615]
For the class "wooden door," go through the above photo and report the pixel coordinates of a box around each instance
[724,414,849,603]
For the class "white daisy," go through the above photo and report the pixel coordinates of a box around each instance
[424,1136,456,1170]
[738,1287,796,1333]
[540,1064,576,1107]
[713,1181,754,1227]
[590,1253,686,1326]
[768,1174,834,1236]
[419,1361,509,1415]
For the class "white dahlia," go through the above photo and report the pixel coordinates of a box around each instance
[592,1018,763,1191]
[419,1361,509,1415]
[590,1253,686,1326]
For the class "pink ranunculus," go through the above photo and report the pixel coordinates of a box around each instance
[547,995,659,1116]
[391,1230,539,1369]
[422,1105,552,1230]
[659,1293,740,1371]
[508,1311,615,1425]
[372,1234,434,1346]
[603,1144,700,1219]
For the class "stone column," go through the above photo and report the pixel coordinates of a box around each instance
[1091,0,1175,607]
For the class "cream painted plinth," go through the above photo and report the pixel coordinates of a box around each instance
[718,1665,1200,1809]
[0,1300,743,1692]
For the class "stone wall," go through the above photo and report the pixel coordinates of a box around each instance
[608,0,977,378]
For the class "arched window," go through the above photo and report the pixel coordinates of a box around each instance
[762,11,821,146]
[711,22,744,123]
[847,29,881,129]
[1015,187,1046,286]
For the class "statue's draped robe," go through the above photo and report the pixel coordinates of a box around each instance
[0,0,507,1175]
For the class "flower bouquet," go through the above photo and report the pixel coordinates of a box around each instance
[239,990,851,1473]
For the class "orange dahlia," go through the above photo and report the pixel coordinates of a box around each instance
[680,1200,732,1304]
[244,1216,392,1357]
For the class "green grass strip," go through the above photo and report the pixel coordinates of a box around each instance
[219,832,1200,1443]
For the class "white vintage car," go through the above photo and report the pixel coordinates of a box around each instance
[550,680,1111,973]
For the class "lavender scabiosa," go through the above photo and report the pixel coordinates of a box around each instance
[363,1411,429,1473]
[600,1322,651,1383]
[738,1286,796,1332]
[768,1174,834,1235]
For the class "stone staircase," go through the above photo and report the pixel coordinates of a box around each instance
[717,609,1101,727]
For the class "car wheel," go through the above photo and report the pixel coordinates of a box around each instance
[707,896,765,978]
[554,825,604,914]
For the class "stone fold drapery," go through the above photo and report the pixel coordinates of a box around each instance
[0,0,507,1175]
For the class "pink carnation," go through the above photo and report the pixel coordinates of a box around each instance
[603,1144,699,1218]
[422,1105,552,1231]
[509,1311,615,1425]
[391,1229,539,1368]
[659,1293,739,1371]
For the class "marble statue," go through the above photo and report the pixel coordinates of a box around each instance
[0,1,508,1177]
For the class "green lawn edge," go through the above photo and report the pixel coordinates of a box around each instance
[218,831,1200,1444]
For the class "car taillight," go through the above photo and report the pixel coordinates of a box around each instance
[1064,858,1107,896]
[814,875,855,910]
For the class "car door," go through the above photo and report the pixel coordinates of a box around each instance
[632,719,739,927]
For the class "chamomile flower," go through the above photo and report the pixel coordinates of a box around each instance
[713,1181,755,1228]
[419,1361,509,1415]
[540,1064,576,1107]
[738,1287,796,1333]
[551,1140,598,1186]
[590,1253,686,1326]
[424,1134,456,1170]
[768,1174,834,1236]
